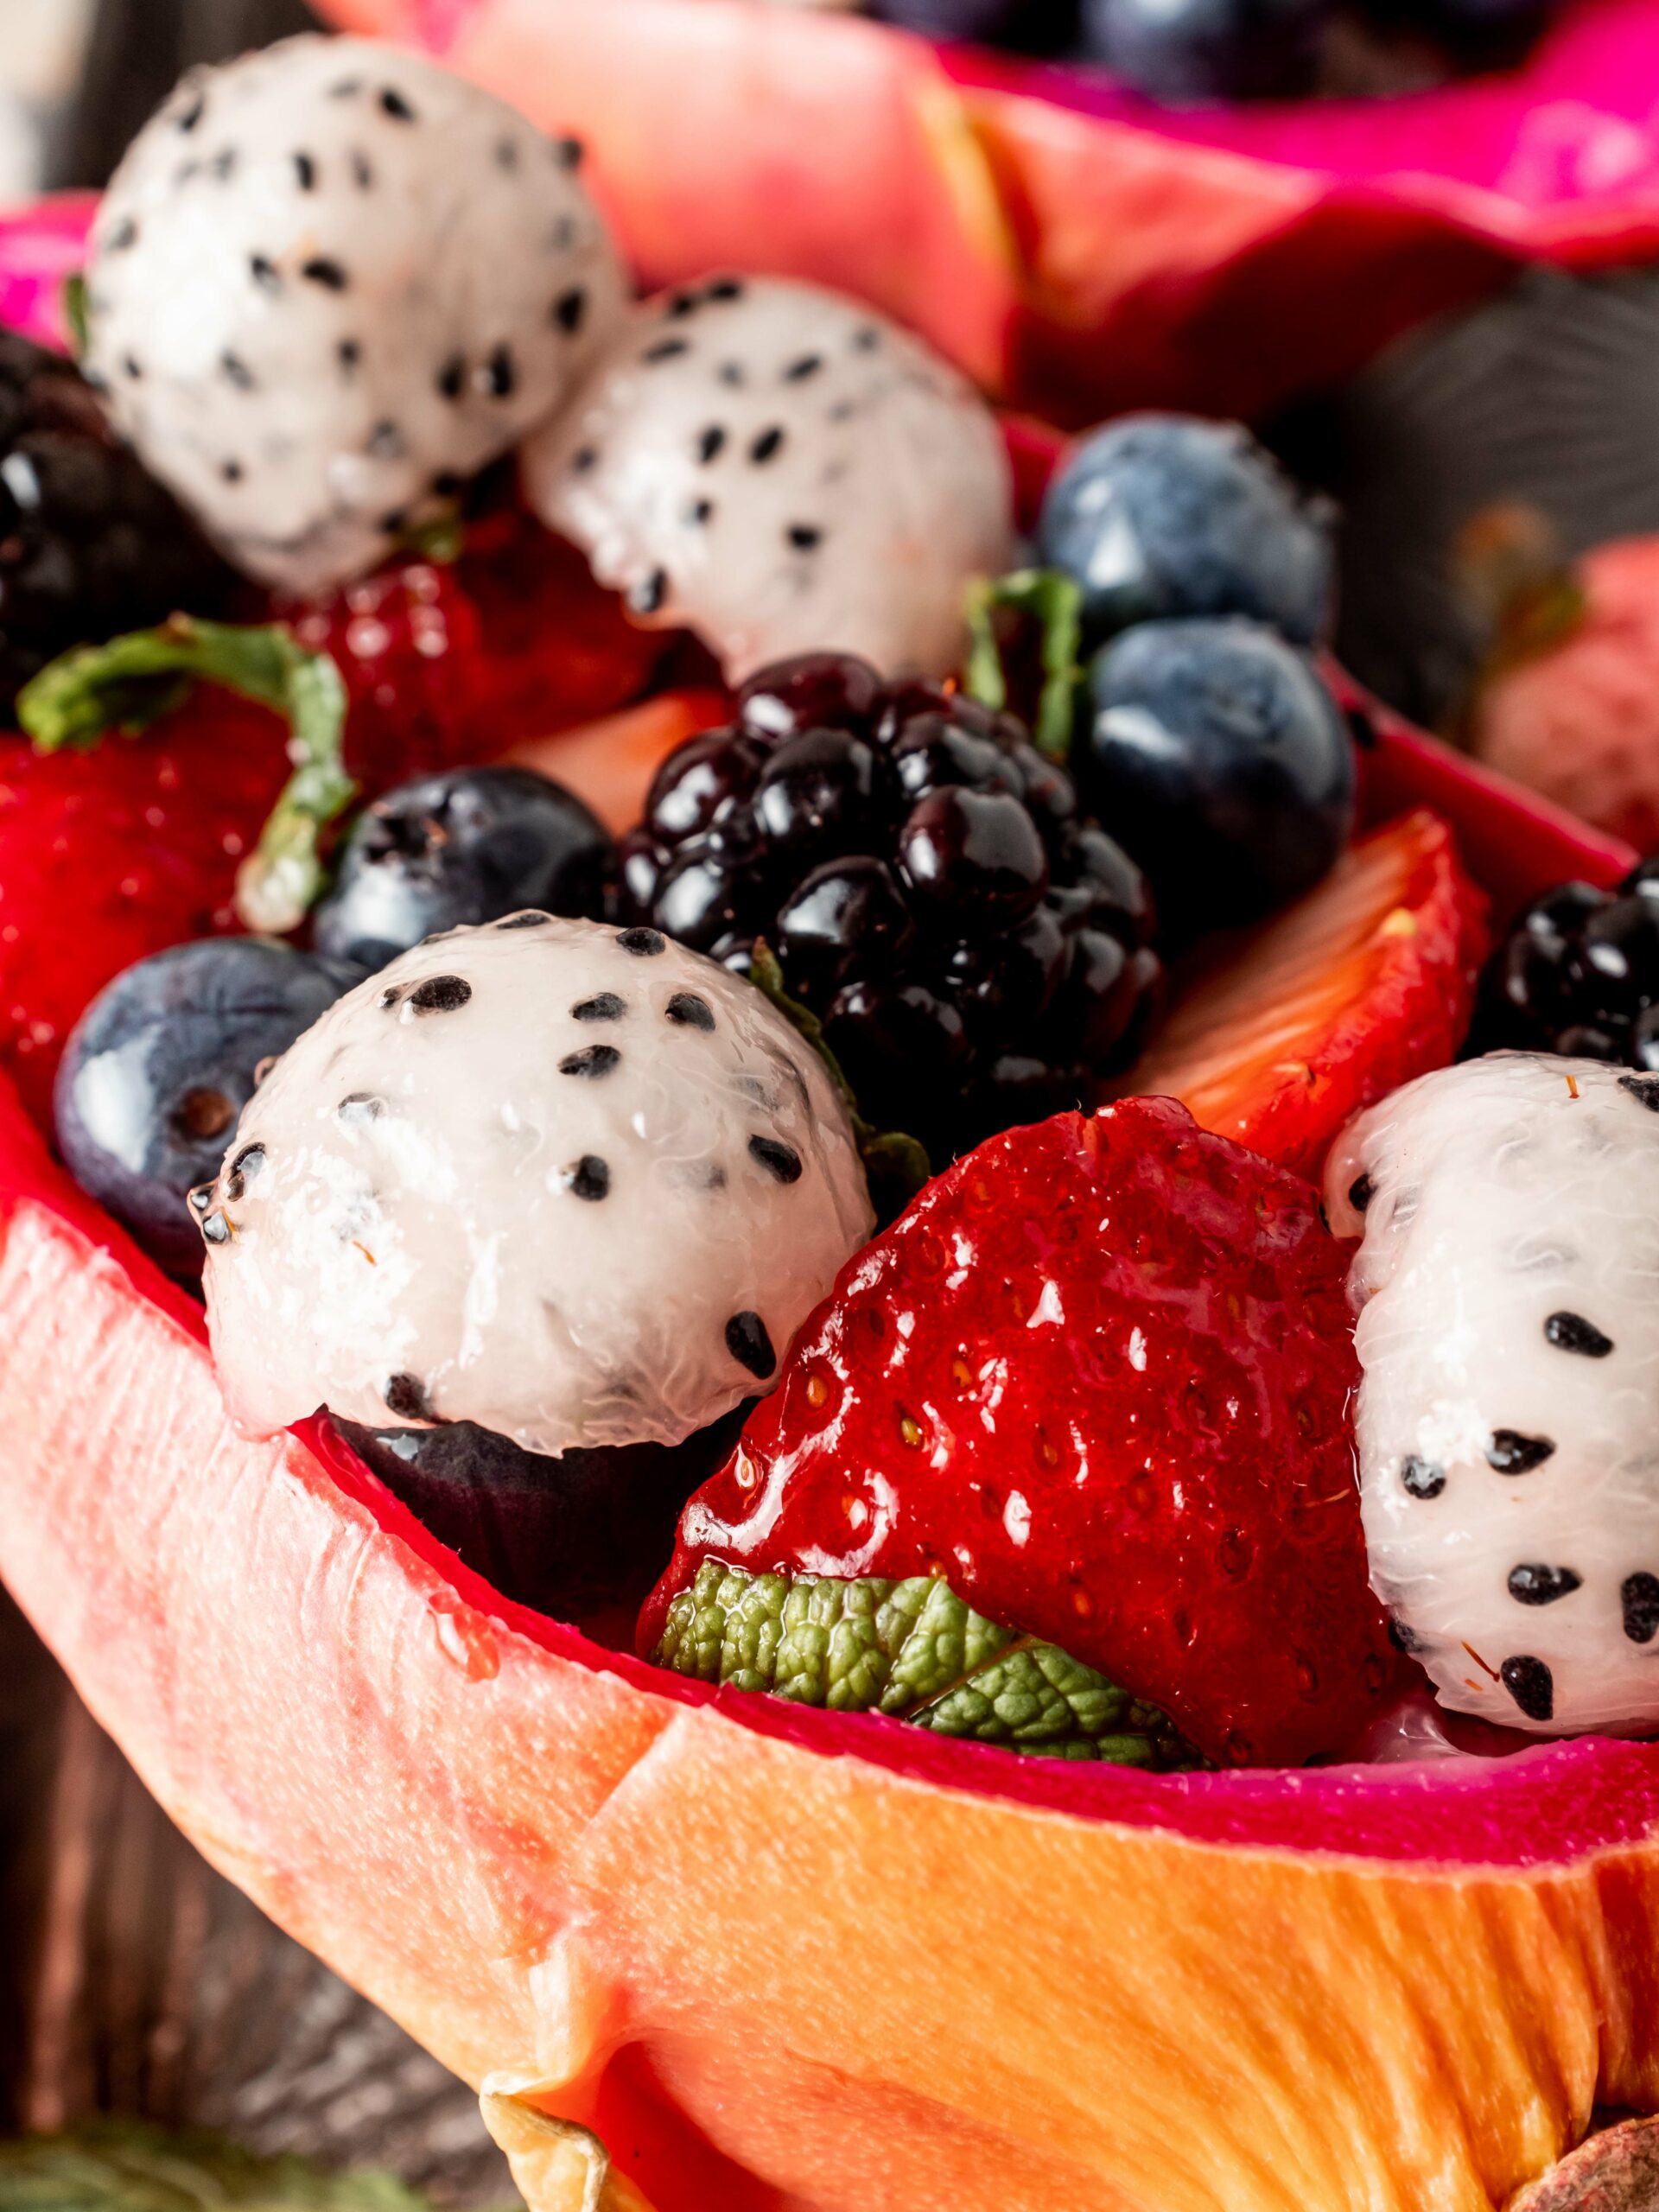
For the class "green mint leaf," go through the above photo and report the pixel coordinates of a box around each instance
[747,938,931,1203]
[961,568,1085,763]
[0,2122,474,2212]
[654,1561,1206,1768]
[17,616,356,936]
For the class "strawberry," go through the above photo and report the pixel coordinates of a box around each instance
[0,511,664,1128]
[1120,809,1486,1178]
[644,1096,1399,1768]
[0,690,289,1125]
[277,510,664,790]
[1470,534,1659,853]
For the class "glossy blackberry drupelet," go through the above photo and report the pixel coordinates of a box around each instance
[334,1401,751,1618]
[868,0,1081,51]
[1036,414,1335,648]
[313,764,613,969]
[1077,0,1330,103]
[0,333,236,719]
[1076,616,1354,944]
[1471,859,1659,1068]
[54,937,365,1277]
[620,652,1162,1165]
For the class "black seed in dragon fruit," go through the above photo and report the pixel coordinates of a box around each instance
[519,276,1016,682]
[1327,1053,1659,1736]
[83,35,625,596]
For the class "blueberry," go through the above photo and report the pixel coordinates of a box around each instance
[1037,414,1335,645]
[1077,0,1329,101]
[1077,617,1354,938]
[332,1403,749,1618]
[54,938,364,1277]
[868,0,1081,49]
[313,765,611,969]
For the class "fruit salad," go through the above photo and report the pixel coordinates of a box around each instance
[6,18,1616,1772]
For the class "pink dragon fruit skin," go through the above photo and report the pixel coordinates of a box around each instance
[334,0,1659,233]
[0,194,96,353]
[316,0,1659,423]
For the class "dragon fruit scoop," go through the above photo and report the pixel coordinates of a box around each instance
[83,35,625,597]
[1326,1053,1659,1738]
[199,916,874,1453]
[519,276,1016,682]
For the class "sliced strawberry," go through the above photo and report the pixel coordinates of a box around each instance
[1121,809,1487,1178]
[645,1096,1399,1769]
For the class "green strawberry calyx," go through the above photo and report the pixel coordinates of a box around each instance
[16,615,356,938]
[654,1560,1207,1768]
[962,566,1085,766]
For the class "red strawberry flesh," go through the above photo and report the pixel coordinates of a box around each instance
[644,1096,1398,1767]
[1119,809,1486,1178]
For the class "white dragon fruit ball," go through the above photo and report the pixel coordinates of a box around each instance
[1326,1053,1659,1737]
[83,35,625,597]
[520,276,1016,682]
[200,916,874,1454]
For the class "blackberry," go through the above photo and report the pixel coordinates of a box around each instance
[620,652,1162,1165]
[1471,860,1659,1066]
[0,332,236,720]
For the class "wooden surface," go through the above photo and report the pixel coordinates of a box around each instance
[0,1587,511,2202]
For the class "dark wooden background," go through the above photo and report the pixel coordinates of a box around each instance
[0,1586,511,2200]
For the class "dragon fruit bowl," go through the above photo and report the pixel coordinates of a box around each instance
[4,27,1659,2211]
